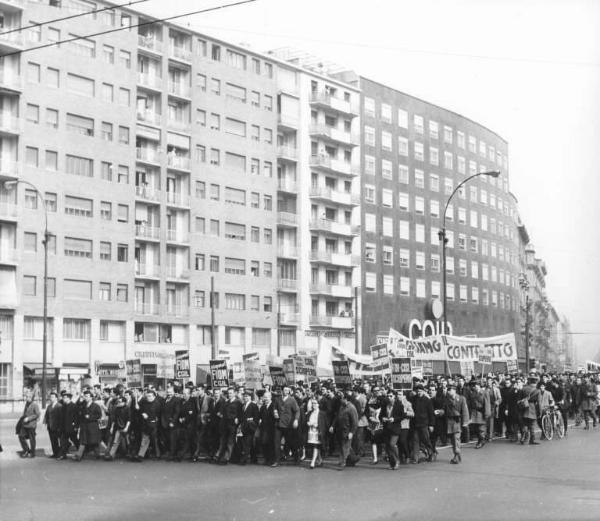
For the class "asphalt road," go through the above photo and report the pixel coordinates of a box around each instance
[1,423,599,521]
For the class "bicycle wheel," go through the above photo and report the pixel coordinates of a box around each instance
[554,411,565,439]
[541,413,553,440]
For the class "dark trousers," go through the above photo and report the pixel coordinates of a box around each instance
[240,431,256,462]
[411,426,433,461]
[397,429,410,462]
[261,433,275,464]
[60,429,79,456]
[138,427,160,458]
[194,423,209,457]
[48,429,61,456]
[274,426,298,462]
[178,424,195,459]
[216,424,237,462]
[164,426,179,458]
[384,432,400,466]
[18,427,36,455]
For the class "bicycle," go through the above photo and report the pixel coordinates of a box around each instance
[540,406,565,440]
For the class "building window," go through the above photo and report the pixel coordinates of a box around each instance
[100,241,111,260]
[99,282,111,301]
[117,244,128,262]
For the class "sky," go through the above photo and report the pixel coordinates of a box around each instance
[142,0,600,363]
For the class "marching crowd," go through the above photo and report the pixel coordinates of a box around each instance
[14,371,600,470]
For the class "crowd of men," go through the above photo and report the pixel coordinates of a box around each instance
[14,371,600,469]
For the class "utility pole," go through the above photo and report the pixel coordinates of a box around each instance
[210,276,216,359]
[354,286,359,354]
[524,294,530,373]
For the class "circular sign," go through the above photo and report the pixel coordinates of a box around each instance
[431,299,443,320]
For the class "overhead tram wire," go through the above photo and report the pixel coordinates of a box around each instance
[0,0,258,58]
[0,0,150,37]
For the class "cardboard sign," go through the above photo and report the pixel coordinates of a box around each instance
[210,359,229,388]
[332,360,352,388]
[283,358,296,384]
[175,350,190,379]
[460,361,474,379]
[242,352,260,361]
[243,358,263,390]
[126,359,142,387]
[422,360,434,377]
[478,346,493,365]
[506,359,518,373]
[391,357,413,391]
[269,366,288,387]
[370,343,390,371]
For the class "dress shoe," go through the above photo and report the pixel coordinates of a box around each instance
[529,441,540,445]
[370,459,378,465]
[270,462,279,467]
[450,456,459,464]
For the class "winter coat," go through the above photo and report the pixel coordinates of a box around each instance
[79,402,103,446]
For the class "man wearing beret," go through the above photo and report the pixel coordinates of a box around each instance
[444,383,469,463]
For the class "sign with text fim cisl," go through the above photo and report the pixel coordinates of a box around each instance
[269,366,288,388]
[391,357,413,391]
[175,350,190,379]
[332,360,352,388]
[210,359,229,388]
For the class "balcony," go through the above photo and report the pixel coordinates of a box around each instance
[278,278,298,291]
[309,187,359,206]
[277,243,299,258]
[309,124,359,146]
[137,73,162,91]
[166,191,190,207]
[277,113,299,130]
[134,301,160,315]
[0,246,17,265]
[0,201,18,220]
[0,112,21,135]
[277,178,298,193]
[309,251,360,267]
[135,263,160,278]
[277,146,298,161]
[309,218,359,236]
[167,154,191,171]
[169,45,192,62]
[166,266,191,280]
[166,229,189,244]
[135,185,160,203]
[279,310,300,325]
[0,158,19,178]
[136,147,161,165]
[277,211,298,227]
[138,35,163,54]
[137,109,161,127]
[309,92,359,116]
[135,224,160,241]
[309,315,353,329]
[309,155,359,177]
[168,81,191,98]
[0,30,23,51]
[0,70,22,92]
[166,305,190,317]
[0,0,25,9]
[167,117,191,132]
[309,283,353,298]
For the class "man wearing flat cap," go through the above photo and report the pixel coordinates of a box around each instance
[468,380,490,449]
[444,383,469,463]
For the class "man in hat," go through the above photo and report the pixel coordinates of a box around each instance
[272,385,300,466]
[330,390,358,469]
[58,392,79,459]
[520,376,540,445]
[444,382,469,463]
[17,388,41,458]
[239,390,259,464]
[215,387,242,465]
[468,380,491,449]
[43,391,63,458]
[133,389,162,461]
[410,384,435,463]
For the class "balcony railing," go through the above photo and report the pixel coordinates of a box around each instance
[169,45,192,62]
[166,266,191,279]
[0,70,22,91]
[277,113,299,129]
[309,124,359,146]
[136,110,161,126]
[135,225,160,240]
[166,229,189,243]
[309,187,360,206]
[0,0,25,8]
[309,92,359,115]
[277,211,298,227]
[137,73,163,90]
[309,155,359,176]
[167,117,191,131]
[0,158,19,177]
[136,148,161,164]
[138,35,163,53]
[135,263,160,277]
[309,251,360,267]
[167,154,191,170]
[277,244,299,257]
[309,315,353,328]
[166,191,190,207]
[277,178,298,193]
[278,278,298,291]
[309,283,353,298]
[0,201,18,219]
[0,112,20,133]
[0,31,23,48]
[134,302,160,315]
[277,146,298,160]
[135,185,160,202]
[167,81,191,98]
[279,311,300,325]
[309,218,359,236]
[166,305,189,317]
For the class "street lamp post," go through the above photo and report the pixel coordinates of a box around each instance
[438,171,500,343]
[3,180,49,407]
[519,273,530,374]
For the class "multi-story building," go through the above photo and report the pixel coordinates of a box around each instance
[358,78,521,369]
[0,0,285,397]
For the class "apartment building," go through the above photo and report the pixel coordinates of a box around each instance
[358,78,521,365]
[0,0,282,397]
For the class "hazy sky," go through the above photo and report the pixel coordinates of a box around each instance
[144,0,600,361]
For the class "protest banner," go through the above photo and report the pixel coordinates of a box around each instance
[388,328,406,356]
[391,357,413,391]
[506,359,518,373]
[232,362,245,385]
[243,358,263,389]
[370,343,390,371]
[332,360,352,388]
[125,359,142,387]
[269,366,287,387]
[283,358,296,384]
[302,356,318,381]
[210,359,229,387]
[242,352,260,361]
[174,350,190,379]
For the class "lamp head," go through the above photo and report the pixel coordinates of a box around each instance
[486,170,501,178]
[2,180,17,190]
